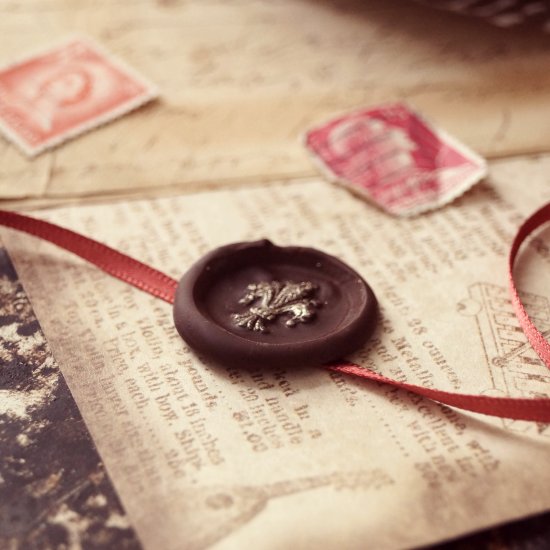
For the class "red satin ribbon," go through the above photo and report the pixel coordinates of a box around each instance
[0,210,178,304]
[1,205,550,422]
[508,202,550,368]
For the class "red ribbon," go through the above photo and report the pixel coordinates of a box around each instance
[1,205,550,422]
[0,211,178,304]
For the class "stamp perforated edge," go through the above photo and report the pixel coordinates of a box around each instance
[303,102,488,217]
[0,34,160,157]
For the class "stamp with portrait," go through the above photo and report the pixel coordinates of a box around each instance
[305,103,487,217]
[0,36,158,156]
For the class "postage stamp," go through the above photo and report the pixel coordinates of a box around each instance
[0,36,158,156]
[304,103,487,217]
[458,282,550,436]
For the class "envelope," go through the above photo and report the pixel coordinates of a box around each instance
[2,153,550,549]
[2,0,550,201]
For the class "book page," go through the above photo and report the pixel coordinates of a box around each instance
[2,0,550,200]
[3,156,550,549]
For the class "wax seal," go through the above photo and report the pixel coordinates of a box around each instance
[173,240,378,368]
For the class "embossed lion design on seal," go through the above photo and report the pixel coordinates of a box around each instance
[232,281,321,333]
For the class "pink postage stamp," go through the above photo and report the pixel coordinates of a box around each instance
[305,103,487,217]
[0,36,158,156]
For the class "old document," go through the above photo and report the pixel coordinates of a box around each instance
[3,156,550,549]
[2,0,550,201]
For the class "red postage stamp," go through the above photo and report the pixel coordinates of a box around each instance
[0,36,158,156]
[305,103,487,217]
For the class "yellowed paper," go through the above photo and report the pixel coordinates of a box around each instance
[3,155,550,549]
[2,0,550,200]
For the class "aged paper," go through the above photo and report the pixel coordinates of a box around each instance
[3,155,550,549]
[0,248,141,549]
[2,0,550,200]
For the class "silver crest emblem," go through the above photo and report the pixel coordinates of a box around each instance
[232,280,320,333]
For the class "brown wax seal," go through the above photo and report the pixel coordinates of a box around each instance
[173,240,377,368]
